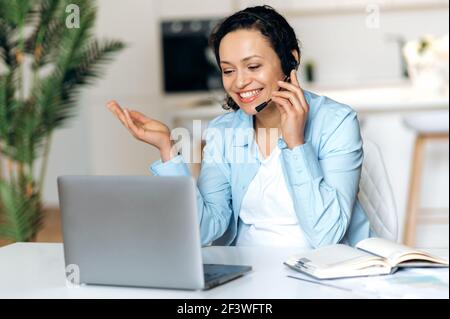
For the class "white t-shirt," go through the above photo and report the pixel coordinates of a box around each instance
[236,143,312,248]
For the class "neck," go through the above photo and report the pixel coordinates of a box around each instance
[253,101,281,130]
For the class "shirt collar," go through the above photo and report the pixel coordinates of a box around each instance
[232,109,254,147]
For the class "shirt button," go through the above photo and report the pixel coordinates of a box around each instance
[293,155,298,160]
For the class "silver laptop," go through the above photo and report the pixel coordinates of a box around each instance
[57,175,251,290]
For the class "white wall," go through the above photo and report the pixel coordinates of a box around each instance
[291,8,449,85]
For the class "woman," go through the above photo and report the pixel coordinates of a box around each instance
[106,5,372,248]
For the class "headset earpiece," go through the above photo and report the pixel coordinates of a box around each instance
[284,56,298,77]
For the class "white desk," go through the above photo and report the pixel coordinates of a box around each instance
[0,243,448,299]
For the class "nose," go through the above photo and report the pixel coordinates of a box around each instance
[235,71,251,89]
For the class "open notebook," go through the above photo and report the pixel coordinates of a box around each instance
[284,237,449,280]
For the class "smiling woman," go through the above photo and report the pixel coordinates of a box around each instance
[107,5,373,248]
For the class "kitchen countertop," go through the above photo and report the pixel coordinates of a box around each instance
[167,81,449,123]
[310,82,449,113]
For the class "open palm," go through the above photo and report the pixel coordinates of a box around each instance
[106,100,171,150]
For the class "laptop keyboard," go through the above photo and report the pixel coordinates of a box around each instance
[204,264,232,281]
[203,264,251,281]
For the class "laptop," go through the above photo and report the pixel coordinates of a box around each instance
[57,175,252,290]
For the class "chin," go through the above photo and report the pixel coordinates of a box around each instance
[239,105,258,115]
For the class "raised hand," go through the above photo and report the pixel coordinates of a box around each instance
[271,69,309,149]
[106,100,176,161]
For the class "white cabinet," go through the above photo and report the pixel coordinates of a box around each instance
[238,0,339,12]
[156,0,234,19]
[155,0,448,19]
[392,0,449,8]
[238,0,448,15]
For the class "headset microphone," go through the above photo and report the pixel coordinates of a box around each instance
[254,74,290,113]
[254,99,271,113]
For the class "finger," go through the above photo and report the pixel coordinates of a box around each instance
[128,111,146,125]
[125,108,145,139]
[273,99,286,115]
[289,70,309,112]
[272,91,302,112]
[290,69,300,86]
[129,110,149,122]
[277,79,301,94]
[275,104,286,115]
[107,100,129,126]
[272,96,294,115]
[278,78,309,113]
[123,115,139,138]
[124,108,144,138]
[129,110,153,126]
[106,100,124,115]
[106,100,118,109]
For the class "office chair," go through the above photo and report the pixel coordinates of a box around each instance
[359,139,398,242]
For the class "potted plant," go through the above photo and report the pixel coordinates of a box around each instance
[403,34,449,95]
[0,0,125,242]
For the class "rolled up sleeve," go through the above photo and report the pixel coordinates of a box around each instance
[150,155,190,176]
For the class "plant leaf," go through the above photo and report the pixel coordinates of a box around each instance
[0,180,43,241]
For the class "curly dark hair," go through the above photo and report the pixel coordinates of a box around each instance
[209,5,301,111]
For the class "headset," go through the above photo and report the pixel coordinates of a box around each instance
[240,11,299,113]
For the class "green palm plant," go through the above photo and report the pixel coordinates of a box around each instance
[0,0,125,242]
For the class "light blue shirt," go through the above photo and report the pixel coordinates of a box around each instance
[150,90,372,247]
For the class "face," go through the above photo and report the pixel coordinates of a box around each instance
[219,29,285,115]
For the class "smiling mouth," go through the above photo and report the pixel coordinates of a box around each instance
[236,89,263,103]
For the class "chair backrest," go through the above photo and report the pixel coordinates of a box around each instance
[358,139,398,241]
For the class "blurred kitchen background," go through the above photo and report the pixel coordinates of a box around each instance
[3,0,448,248]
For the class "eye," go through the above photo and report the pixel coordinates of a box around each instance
[248,64,261,71]
[222,69,234,75]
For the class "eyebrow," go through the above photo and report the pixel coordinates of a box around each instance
[220,55,263,65]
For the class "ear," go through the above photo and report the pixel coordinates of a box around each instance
[291,49,300,68]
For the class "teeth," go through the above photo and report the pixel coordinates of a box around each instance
[239,89,261,99]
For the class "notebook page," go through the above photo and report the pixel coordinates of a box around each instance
[356,238,418,262]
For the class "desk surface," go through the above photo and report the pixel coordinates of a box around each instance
[0,243,448,299]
